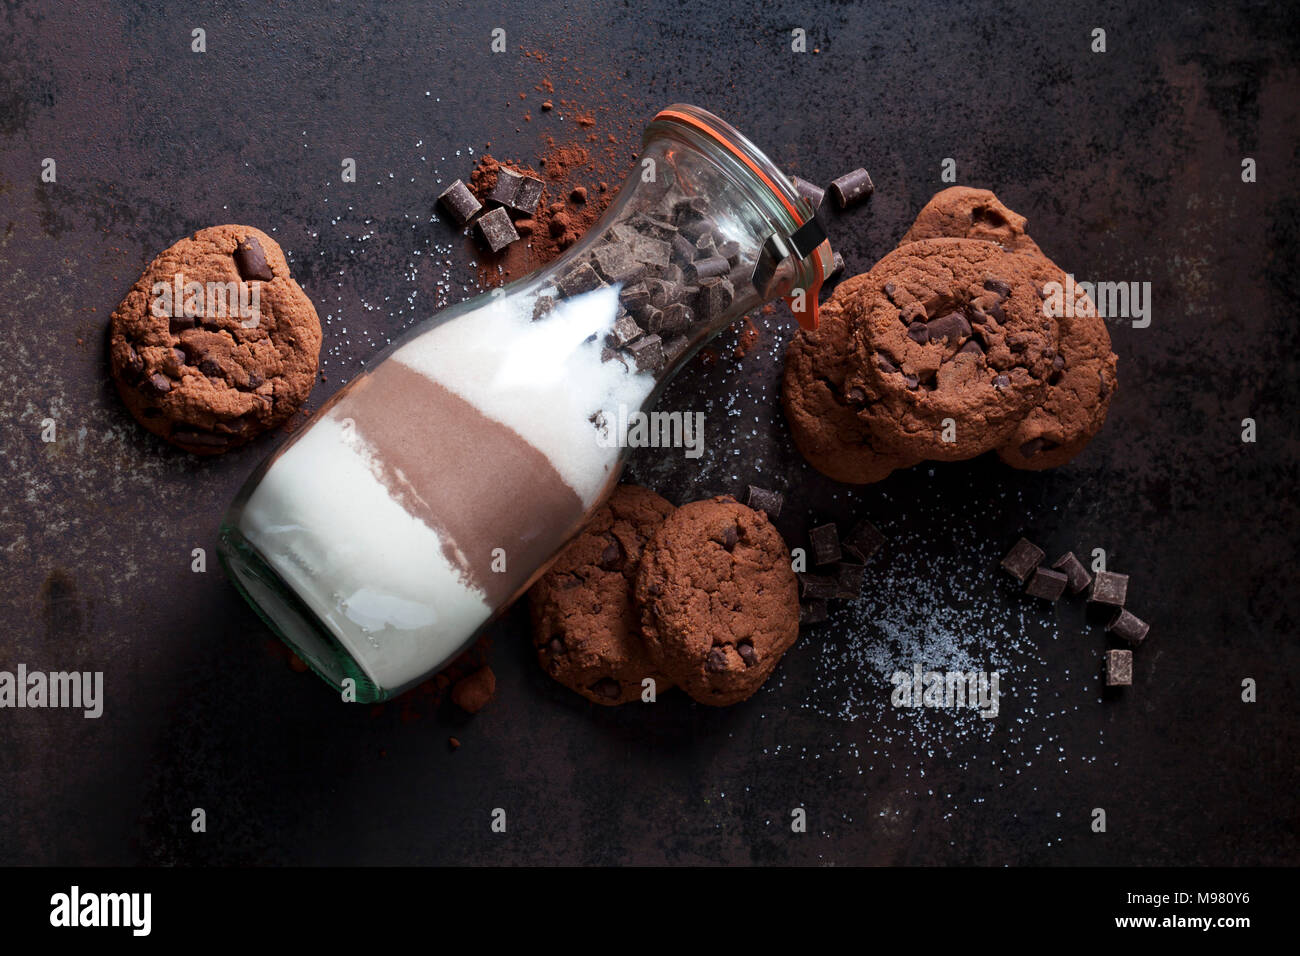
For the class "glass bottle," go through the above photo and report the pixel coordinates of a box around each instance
[218,104,834,702]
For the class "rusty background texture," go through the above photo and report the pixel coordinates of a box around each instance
[1,0,1298,865]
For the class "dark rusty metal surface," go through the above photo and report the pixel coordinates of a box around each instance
[1,1,1297,865]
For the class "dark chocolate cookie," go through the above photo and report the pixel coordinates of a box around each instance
[634,496,799,707]
[784,238,1061,477]
[900,186,1042,255]
[529,485,677,706]
[108,225,321,455]
[900,189,1119,468]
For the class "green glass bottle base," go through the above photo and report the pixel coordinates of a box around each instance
[217,524,389,703]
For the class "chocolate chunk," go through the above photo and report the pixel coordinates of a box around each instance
[926,311,971,342]
[558,261,604,297]
[875,353,898,373]
[475,206,519,253]
[720,524,739,550]
[835,561,866,599]
[661,335,689,366]
[233,235,273,281]
[198,357,223,378]
[645,277,676,308]
[678,216,715,242]
[626,233,672,269]
[799,600,829,625]
[1050,552,1092,595]
[627,333,665,372]
[716,239,741,265]
[652,302,693,335]
[829,168,874,208]
[845,521,885,561]
[592,245,646,284]
[809,523,842,565]
[590,677,623,700]
[619,281,650,311]
[606,313,643,348]
[1088,571,1129,608]
[791,175,825,210]
[903,374,919,390]
[992,374,1010,389]
[636,305,663,330]
[670,233,696,266]
[959,339,985,357]
[983,277,1011,298]
[746,485,784,518]
[143,372,172,395]
[171,347,187,367]
[685,256,730,284]
[631,215,678,240]
[599,539,624,570]
[1025,567,1068,601]
[907,322,929,344]
[437,179,482,225]
[1001,538,1045,582]
[672,196,708,224]
[705,647,729,672]
[511,175,545,214]
[695,278,734,320]
[168,315,197,333]
[547,637,565,655]
[531,294,555,321]
[1105,649,1133,687]
[693,232,717,257]
[797,573,840,600]
[488,167,525,207]
[1107,608,1149,646]
[737,641,757,667]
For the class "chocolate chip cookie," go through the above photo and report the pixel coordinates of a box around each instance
[900,186,1042,255]
[529,485,677,706]
[784,238,1062,477]
[109,225,321,455]
[634,496,799,707]
[898,189,1119,469]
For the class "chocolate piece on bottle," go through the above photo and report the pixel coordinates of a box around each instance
[475,207,519,253]
[661,335,689,367]
[791,175,826,210]
[1107,608,1149,646]
[829,168,875,208]
[531,295,555,322]
[1051,552,1092,594]
[1105,649,1133,686]
[1000,538,1044,582]
[592,245,647,284]
[746,485,784,518]
[684,255,730,284]
[809,523,842,565]
[1025,567,1068,601]
[437,179,482,225]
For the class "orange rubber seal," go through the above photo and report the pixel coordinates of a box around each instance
[654,108,823,329]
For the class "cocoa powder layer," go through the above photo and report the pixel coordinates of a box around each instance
[342,360,586,606]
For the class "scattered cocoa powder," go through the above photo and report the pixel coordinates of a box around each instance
[734,316,761,358]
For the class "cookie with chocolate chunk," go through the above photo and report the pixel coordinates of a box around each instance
[899,188,1119,468]
[781,297,922,484]
[784,238,1060,477]
[994,256,1118,469]
[108,225,321,454]
[634,496,799,707]
[900,186,1042,255]
[529,485,676,706]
